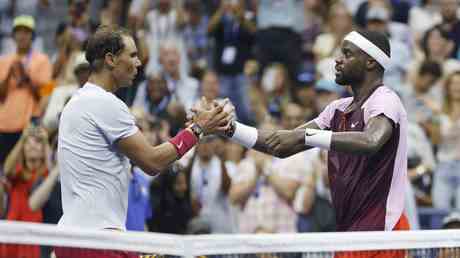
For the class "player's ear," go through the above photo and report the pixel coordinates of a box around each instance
[104,52,118,70]
[366,58,378,70]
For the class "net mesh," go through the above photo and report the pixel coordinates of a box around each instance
[0,221,459,258]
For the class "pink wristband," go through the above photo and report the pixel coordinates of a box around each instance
[169,129,199,157]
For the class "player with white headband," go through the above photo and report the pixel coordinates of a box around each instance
[202,30,409,258]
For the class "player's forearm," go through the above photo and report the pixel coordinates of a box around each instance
[331,131,384,155]
[141,142,180,175]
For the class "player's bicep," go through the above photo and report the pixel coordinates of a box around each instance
[363,115,394,149]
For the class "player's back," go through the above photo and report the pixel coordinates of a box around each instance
[57,83,138,230]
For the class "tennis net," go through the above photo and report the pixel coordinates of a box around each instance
[0,221,459,258]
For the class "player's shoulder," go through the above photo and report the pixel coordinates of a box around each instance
[328,97,353,112]
[366,86,404,106]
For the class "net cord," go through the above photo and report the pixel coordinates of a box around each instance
[1,221,460,255]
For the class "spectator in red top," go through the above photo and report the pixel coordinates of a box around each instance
[1,125,50,258]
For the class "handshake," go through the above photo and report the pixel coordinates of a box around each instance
[188,97,236,137]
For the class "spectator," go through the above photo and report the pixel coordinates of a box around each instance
[314,79,345,112]
[157,40,199,111]
[52,22,85,86]
[43,54,90,134]
[67,0,91,43]
[355,0,412,28]
[0,15,52,165]
[182,0,210,78]
[438,213,460,257]
[143,0,190,77]
[365,5,411,93]
[408,0,441,44]
[126,166,152,231]
[2,126,51,258]
[133,72,174,118]
[208,0,255,124]
[99,0,125,27]
[229,121,304,233]
[432,71,460,210]
[148,163,194,234]
[255,0,305,85]
[189,136,238,233]
[313,2,353,62]
[438,0,460,60]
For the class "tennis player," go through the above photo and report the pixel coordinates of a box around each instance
[54,26,231,258]
[218,30,409,258]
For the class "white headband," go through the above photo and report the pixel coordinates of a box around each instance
[343,31,391,70]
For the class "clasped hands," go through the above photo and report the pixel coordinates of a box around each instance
[188,97,236,136]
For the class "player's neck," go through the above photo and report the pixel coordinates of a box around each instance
[87,72,119,93]
[351,77,383,103]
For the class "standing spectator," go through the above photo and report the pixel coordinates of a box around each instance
[432,71,460,210]
[255,0,305,85]
[182,0,210,78]
[157,40,199,111]
[148,163,194,234]
[1,126,50,258]
[439,0,460,60]
[408,0,441,44]
[126,166,152,231]
[229,121,304,233]
[52,22,85,86]
[0,15,52,165]
[208,0,255,124]
[189,136,237,233]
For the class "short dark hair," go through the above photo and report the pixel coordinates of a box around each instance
[358,30,391,58]
[421,25,450,57]
[418,60,442,79]
[85,25,131,72]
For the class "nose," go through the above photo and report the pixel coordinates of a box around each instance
[135,57,142,67]
[335,54,344,65]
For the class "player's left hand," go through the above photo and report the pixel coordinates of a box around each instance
[265,129,305,157]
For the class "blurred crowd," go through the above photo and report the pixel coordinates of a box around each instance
[1,0,460,254]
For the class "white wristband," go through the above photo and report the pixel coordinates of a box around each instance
[231,122,258,148]
[304,128,332,150]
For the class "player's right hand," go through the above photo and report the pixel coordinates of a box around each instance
[191,97,233,135]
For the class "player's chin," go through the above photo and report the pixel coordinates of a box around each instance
[334,75,347,86]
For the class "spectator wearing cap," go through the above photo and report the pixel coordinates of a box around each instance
[0,15,52,166]
[42,54,90,134]
[365,5,411,93]
[293,71,317,120]
[355,0,412,28]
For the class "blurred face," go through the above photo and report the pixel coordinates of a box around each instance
[366,20,388,34]
[147,76,169,102]
[448,75,460,101]
[23,136,45,170]
[158,0,171,12]
[335,41,366,85]
[415,74,436,93]
[440,0,459,22]
[201,72,220,100]
[112,35,141,87]
[281,104,304,129]
[173,173,188,198]
[14,27,33,52]
[427,29,450,57]
[330,6,352,33]
[159,46,180,76]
